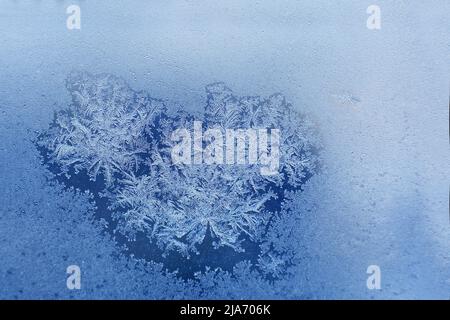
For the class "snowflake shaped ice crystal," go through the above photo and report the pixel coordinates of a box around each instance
[37,72,321,260]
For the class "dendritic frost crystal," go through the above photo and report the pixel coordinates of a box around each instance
[37,72,321,263]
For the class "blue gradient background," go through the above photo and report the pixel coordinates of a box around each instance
[0,0,449,299]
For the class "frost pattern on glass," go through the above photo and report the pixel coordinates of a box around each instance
[37,72,320,264]
[38,72,165,185]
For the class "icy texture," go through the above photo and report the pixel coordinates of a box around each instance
[38,72,320,258]
[38,72,165,185]
[2,0,449,299]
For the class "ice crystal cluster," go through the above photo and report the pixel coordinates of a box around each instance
[38,72,320,266]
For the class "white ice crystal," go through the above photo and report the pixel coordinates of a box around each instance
[38,71,165,185]
[38,73,320,258]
